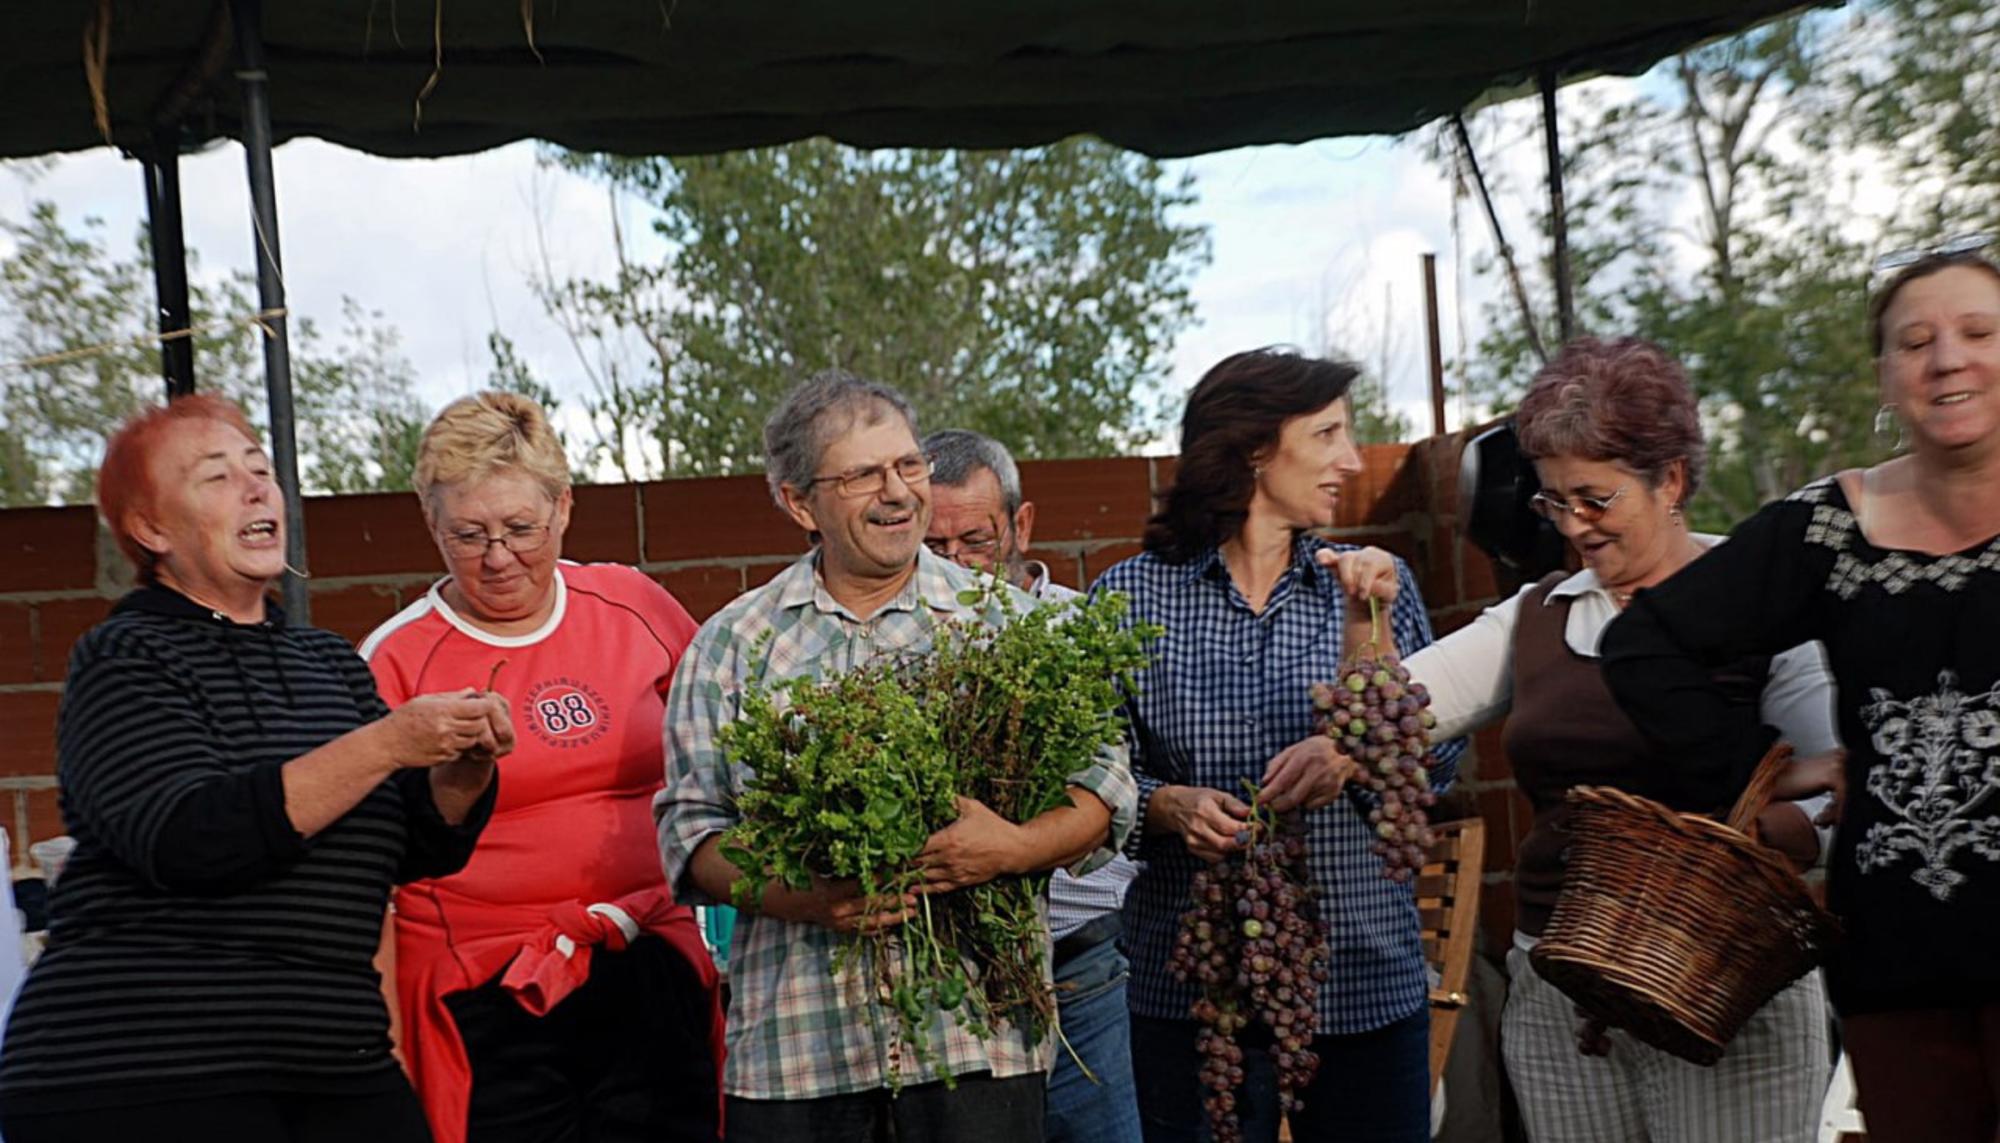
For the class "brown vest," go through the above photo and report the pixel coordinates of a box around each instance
[1502,573,1770,936]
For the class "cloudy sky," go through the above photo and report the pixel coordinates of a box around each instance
[3,88,1579,451]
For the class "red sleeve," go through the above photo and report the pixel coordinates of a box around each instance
[633,573,700,697]
[364,628,420,708]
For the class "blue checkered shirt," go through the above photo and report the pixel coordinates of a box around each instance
[1093,534,1464,1035]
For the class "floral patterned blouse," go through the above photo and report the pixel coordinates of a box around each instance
[1602,475,2000,1016]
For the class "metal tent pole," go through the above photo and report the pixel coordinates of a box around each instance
[141,130,196,398]
[1422,253,1446,437]
[1450,114,1547,366]
[231,0,310,624]
[1541,68,1577,346]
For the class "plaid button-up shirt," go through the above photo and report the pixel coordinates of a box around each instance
[656,547,1138,1100]
[1093,534,1464,1035]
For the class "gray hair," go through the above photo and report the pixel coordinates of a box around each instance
[921,428,1023,515]
[762,369,921,509]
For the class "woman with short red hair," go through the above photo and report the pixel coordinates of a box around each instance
[1335,337,1839,1140]
[0,393,513,1143]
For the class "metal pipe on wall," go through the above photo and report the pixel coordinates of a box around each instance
[1422,253,1447,438]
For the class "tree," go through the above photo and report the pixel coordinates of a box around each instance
[0,200,431,505]
[1836,0,2000,238]
[1440,14,1884,529]
[533,138,1210,478]
[1306,275,1415,445]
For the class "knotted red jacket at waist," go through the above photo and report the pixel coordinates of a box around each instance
[394,882,723,1143]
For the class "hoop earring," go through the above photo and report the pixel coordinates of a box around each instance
[1873,404,1907,452]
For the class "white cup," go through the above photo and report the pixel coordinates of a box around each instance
[29,837,75,887]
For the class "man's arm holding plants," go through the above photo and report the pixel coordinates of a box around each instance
[919,742,1138,892]
[686,835,915,932]
[657,626,917,932]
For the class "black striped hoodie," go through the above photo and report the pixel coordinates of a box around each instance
[0,585,495,1114]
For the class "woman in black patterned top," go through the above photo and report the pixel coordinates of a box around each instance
[1602,248,2000,1143]
[0,395,512,1143]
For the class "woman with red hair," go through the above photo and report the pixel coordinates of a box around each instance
[0,394,512,1143]
[1339,337,1838,1141]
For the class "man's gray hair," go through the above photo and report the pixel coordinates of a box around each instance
[762,369,920,509]
[922,429,1023,514]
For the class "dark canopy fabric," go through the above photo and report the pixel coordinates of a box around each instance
[10,2,1822,161]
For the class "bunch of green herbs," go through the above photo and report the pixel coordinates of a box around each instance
[718,582,1160,1083]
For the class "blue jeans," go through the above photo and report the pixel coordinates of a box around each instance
[1047,936,1144,1143]
[1130,1008,1430,1143]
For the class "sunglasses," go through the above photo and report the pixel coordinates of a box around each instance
[1871,233,1993,287]
[1527,484,1629,523]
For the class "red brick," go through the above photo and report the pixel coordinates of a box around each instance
[310,584,404,647]
[1336,444,1413,528]
[1429,605,1480,639]
[0,604,32,685]
[1364,451,1429,525]
[644,477,798,562]
[1459,536,1502,605]
[1022,459,1153,543]
[1032,550,1085,592]
[1082,542,1145,588]
[0,506,99,592]
[1478,877,1517,951]
[657,566,746,624]
[564,483,642,565]
[0,693,60,778]
[35,597,112,682]
[1472,723,1512,783]
[1147,456,1178,496]
[303,491,436,578]
[1422,435,1465,520]
[743,560,796,590]
[23,788,63,848]
[1418,530,1459,611]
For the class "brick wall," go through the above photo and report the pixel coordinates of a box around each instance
[0,439,1530,946]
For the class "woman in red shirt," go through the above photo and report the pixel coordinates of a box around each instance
[364,392,722,1143]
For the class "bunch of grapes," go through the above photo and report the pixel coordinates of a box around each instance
[1311,603,1441,881]
[1168,797,1332,1141]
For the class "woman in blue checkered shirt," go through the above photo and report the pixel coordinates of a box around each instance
[1097,348,1463,1143]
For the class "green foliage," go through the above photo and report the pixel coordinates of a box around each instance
[535,138,1210,477]
[0,200,431,505]
[1836,0,2000,238]
[1440,14,1890,529]
[1347,368,1415,446]
[718,585,1161,1082]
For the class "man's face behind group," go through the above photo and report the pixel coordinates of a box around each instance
[925,466,1023,580]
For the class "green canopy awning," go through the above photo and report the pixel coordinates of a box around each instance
[10,1,1825,161]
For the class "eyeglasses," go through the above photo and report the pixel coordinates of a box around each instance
[925,527,1007,560]
[1871,234,1993,284]
[440,517,554,559]
[802,454,933,498]
[1528,484,1629,523]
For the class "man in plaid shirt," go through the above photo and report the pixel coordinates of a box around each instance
[656,371,1137,1142]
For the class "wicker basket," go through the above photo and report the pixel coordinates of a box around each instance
[1527,744,1839,1066]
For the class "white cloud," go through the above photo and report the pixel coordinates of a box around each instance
[6,117,1564,443]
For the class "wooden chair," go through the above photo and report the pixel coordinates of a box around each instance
[1418,817,1487,1097]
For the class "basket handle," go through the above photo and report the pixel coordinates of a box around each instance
[1723,741,1796,837]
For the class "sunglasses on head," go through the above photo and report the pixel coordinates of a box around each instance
[1870,233,1993,288]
